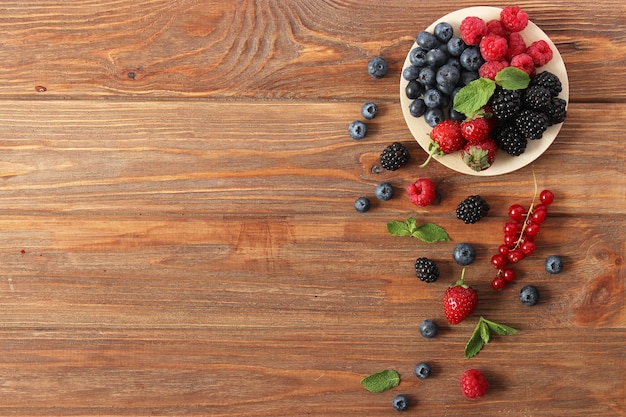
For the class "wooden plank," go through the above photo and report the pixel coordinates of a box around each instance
[0,1,623,101]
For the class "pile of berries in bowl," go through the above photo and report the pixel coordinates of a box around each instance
[399,6,569,176]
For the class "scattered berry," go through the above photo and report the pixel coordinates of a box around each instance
[380,142,411,171]
[374,182,394,201]
[500,5,529,32]
[443,269,478,324]
[367,57,388,78]
[460,369,489,399]
[461,138,498,172]
[456,195,490,224]
[392,394,410,412]
[348,120,368,140]
[491,276,506,290]
[407,178,437,207]
[545,255,563,274]
[361,102,378,120]
[354,197,371,213]
[520,285,540,306]
[415,257,440,283]
[419,319,438,338]
[453,243,476,266]
[460,16,487,45]
[414,362,432,379]
[539,189,555,205]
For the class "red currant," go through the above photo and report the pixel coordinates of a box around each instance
[507,249,524,263]
[531,208,547,224]
[540,189,554,205]
[504,221,521,236]
[498,244,510,255]
[502,268,516,282]
[525,222,541,237]
[491,276,506,290]
[491,254,508,269]
[508,204,526,221]
[503,233,518,247]
[521,240,536,255]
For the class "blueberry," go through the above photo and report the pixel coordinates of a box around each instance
[460,70,480,86]
[419,319,438,338]
[434,22,454,42]
[374,182,394,201]
[405,80,424,100]
[425,48,448,68]
[423,88,446,109]
[361,102,378,120]
[445,57,462,71]
[416,31,438,50]
[354,197,371,213]
[424,107,445,127]
[402,65,421,81]
[545,255,564,274]
[437,82,455,97]
[436,64,460,87]
[409,47,428,67]
[446,37,467,57]
[348,120,367,140]
[450,108,466,121]
[453,243,476,266]
[460,47,484,71]
[414,362,432,379]
[417,67,436,88]
[409,99,426,118]
[368,57,388,78]
[392,394,410,412]
[520,285,540,306]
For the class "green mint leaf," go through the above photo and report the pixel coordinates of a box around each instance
[480,320,491,343]
[495,67,530,90]
[453,78,496,118]
[482,317,519,335]
[387,220,410,236]
[360,369,400,393]
[411,223,450,243]
[406,217,417,234]
[465,322,487,359]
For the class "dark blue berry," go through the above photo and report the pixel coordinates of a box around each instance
[434,22,454,42]
[409,47,428,67]
[459,70,480,86]
[424,107,444,127]
[409,99,426,118]
[453,243,476,266]
[374,182,394,201]
[368,57,388,78]
[436,64,460,88]
[414,362,432,379]
[361,102,378,120]
[348,120,367,140]
[520,285,540,306]
[425,48,447,68]
[445,57,462,71]
[446,37,467,57]
[392,394,410,412]
[450,108,465,121]
[460,46,484,71]
[545,255,563,274]
[354,197,371,213]
[417,67,436,87]
[402,65,421,81]
[405,80,424,100]
[419,319,438,338]
[416,31,438,50]
[423,89,446,109]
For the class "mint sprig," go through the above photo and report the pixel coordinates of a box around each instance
[453,67,530,119]
[360,369,400,392]
[465,316,519,359]
[387,218,450,243]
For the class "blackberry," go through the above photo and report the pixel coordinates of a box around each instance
[544,97,567,125]
[515,109,549,139]
[456,195,490,224]
[494,124,527,156]
[491,87,521,122]
[530,71,562,97]
[415,257,439,283]
[380,142,411,171]
[523,85,552,111]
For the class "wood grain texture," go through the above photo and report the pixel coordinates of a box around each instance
[0,1,624,416]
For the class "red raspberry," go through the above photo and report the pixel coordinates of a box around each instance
[485,19,508,37]
[505,32,527,60]
[460,369,489,399]
[406,178,437,207]
[479,34,508,61]
[500,5,529,32]
[460,16,487,45]
[526,40,553,67]
[461,117,492,144]
[510,53,536,77]
[479,60,509,80]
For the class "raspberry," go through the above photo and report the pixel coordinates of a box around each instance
[510,53,536,77]
[544,97,567,125]
[515,109,549,140]
[406,178,437,207]
[461,117,492,144]
[479,34,508,61]
[505,32,527,60]
[460,369,490,399]
[415,257,440,283]
[460,16,487,45]
[456,195,490,224]
[479,60,509,80]
[530,71,563,97]
[380,142,411,171]
[485,19,507,37]
[500,6,529,32]
[526,40,553,67]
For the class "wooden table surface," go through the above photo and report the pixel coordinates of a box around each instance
[0,1,624,415]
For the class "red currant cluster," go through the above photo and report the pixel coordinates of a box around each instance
[490,189,554,290]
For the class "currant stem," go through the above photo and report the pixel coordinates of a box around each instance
[512,166,539,251]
